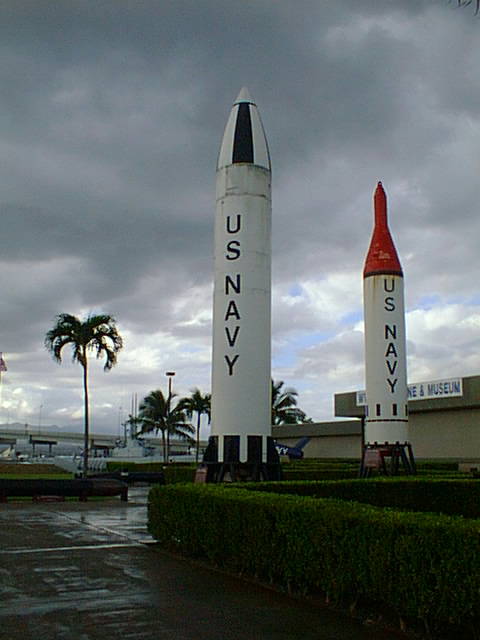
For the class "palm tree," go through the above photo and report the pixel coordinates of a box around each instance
[456,0,479,14]
[45,313,123,477]
[178,389,211,463]
[271,379,309,425]
[138,389,194,462]
[166,399,195,458]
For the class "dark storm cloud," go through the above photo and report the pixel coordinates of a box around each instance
[0,1,477,428]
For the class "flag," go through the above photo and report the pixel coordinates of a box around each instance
[0,353,7,372]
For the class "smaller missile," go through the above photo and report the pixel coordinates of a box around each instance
[363,182,408,444]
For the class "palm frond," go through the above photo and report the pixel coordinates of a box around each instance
[455,0,480,15]
[271,379,309,425]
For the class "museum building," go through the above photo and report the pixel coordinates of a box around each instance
[272,374,480,461]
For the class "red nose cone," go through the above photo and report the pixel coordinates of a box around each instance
[363,182,403,278]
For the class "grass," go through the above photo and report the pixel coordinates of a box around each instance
[0,473,72,480]
[0,463,71,478]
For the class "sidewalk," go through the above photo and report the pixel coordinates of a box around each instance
[0,487,405,639]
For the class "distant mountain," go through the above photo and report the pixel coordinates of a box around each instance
[0,422,63,432]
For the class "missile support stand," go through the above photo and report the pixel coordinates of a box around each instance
[359,442,416,478]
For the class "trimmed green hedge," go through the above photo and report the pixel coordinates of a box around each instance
[281,459,467,482]
[105,459,466,485]
[148,483,480,629]
[416,461,459,471]
[163,466,196,483]
[107,461,166,472]
[282,468,359,481]
[285,458,359,464]
[283,458,459,471]
[0,463,69,476]
[241,478,480,518]
[282,459,359,482]
[106,461,196,483]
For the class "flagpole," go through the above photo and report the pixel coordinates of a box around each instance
[0,354,8,426]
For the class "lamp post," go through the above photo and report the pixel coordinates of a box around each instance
[166,371,175,400]
[166,371,175,461]
[38,404,43,432]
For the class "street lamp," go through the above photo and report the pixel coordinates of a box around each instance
[38,404,43,431]
[166,371,176,400]
[165,372,175,462]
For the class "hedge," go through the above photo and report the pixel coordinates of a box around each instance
[285,457,359,463]
[0,463,69,476]
[105,459,466,485]
[281,460,465,482]
[106,461,196,483]
[282,459,359,482]
[416,461,459,471]
[241,478,480,518]
[282,468,359,481]
[162,466,196,483]
[148,483,480,631]
[106,461,166,472]
[281,464,468,482]
[284,459,358,467]
[283,458,459,470]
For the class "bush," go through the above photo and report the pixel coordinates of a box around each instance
[0,463,70,477]
[283,459,463,472]
[282,468,359,481]
[242,478,480,518]
[416,461,459,471]
[106,461,197,483]
[148,483,480,630]
[162,465,196,483]
[106,461,166,472]
[281,459,360,481]
[287,458,359,464]
[280,458,468,482]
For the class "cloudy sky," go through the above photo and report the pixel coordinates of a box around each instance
[0,0,478,436]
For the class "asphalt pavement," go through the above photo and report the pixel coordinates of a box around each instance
[0,487,406,640]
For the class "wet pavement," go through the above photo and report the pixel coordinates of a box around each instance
[0,487,406,639]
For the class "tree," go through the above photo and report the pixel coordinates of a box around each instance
[138,389,194,462]
[455,0,479,14]
[45,313,123,477]
[271,379,310,425]
[178,389,211,463]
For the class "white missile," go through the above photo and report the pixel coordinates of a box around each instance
[363,182,408,444]
[209,87,273,469]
